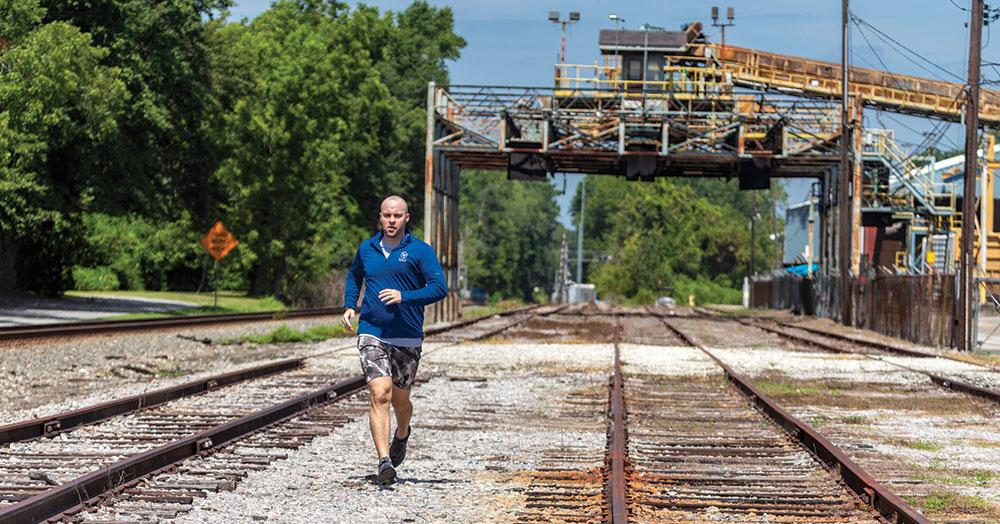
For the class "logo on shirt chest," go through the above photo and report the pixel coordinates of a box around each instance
[398,251,409,263]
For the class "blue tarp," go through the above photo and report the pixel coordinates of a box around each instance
[785,263,818,276]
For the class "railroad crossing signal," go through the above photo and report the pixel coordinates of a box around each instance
[200,222,239,261]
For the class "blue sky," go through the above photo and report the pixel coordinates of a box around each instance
[226,1,997,227]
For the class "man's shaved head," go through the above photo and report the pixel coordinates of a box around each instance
[379,195,410,241]
[381,195,408,214]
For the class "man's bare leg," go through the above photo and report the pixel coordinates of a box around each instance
[368,376,393,458]
[390,384,412,439]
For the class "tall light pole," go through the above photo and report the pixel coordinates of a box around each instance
[549,11,580,64]
[609,14,625,89]
[711,6,735,58]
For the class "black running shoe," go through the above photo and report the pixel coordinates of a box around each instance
[377,456,396,485]
[389,426,410,467]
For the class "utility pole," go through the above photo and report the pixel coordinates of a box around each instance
[960,0,984,351]
[749,190,757,301]
[577,175,586,283]
[839,0,853,326]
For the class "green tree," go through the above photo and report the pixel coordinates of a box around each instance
[0,1,127,294]
[460,171,562,301]
[581,176,785,305]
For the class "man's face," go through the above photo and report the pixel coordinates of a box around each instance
[380,200,409,239]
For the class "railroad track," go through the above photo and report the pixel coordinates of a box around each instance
[501,309,928,523]
[5,305,986,523]
[0,308,347,344]
[0,306,544,523]
[680,309,1000,522]
[619,311,928,523]
[729,314,1000,405]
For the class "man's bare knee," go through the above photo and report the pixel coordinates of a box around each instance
[369,379,393,406]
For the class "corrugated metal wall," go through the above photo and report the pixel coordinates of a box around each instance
[752,271,956,348]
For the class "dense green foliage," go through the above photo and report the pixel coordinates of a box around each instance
[571,176,785,305]
[459,171,563,302]
[3,0,782,307]
[1,0,464,301]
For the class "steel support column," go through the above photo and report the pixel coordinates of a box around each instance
[425,82,462,323]
[852,97,864,277]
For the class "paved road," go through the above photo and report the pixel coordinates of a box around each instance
[0,294,197,327]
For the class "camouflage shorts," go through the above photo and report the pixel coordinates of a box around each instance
[357,334,422,390]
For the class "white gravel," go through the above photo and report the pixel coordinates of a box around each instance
[173,342,612,523]
[619,343,717,377]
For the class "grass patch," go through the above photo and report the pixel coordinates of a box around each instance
[903,490,989,513]
[154,363,184,377]
[910,469,997,485]
[754,380,841,396]
[838,415,868,425]
[65,290,286,319]
[885,437,942,451]
[238,324,350,344]
[462,305,506,317]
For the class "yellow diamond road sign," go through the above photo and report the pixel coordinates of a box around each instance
[200,222,239,261]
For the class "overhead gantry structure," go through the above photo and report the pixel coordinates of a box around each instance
[423,24,1000,324]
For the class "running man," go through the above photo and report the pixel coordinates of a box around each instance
[341,195,447,485]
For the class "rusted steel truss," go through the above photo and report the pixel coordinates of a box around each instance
[429,84,842,178]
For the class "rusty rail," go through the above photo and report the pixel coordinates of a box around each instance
[0,375,366,524]
[743,317,1000,406]
[605,321,628,523]
[0,357,304,444]
[1,302,548,344]
[650,312,932,524]
[773,320,937,358]
[0,307,347,342]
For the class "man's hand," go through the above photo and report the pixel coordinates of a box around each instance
[379,288,402,305]
[341,308,356,331]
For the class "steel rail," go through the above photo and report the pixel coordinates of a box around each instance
[605,320,628,523]
[1,303,547,343]
[741,317,1000,406]
[0,307,347,342]
[0,357,304,444]
[0,375,366,524]
[649,311,932,524]
[773,320,937,358]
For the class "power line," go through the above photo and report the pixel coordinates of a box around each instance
[851,13,965,82]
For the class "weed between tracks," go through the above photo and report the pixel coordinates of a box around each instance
[903,490,990,513]
[910,468,997,485]
[230,324,351,344]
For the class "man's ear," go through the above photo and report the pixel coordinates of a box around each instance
[405,213,410,224]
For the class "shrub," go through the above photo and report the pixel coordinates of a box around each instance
[72,266,120,291]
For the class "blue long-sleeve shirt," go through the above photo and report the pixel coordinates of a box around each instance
[343,231,447,344]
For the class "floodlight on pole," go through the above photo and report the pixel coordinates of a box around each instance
[550,11,580,65]
[609,14,625,89]
[711,6,735,57]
